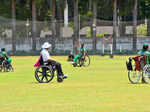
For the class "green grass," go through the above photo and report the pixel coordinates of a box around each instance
[0,56,150,112]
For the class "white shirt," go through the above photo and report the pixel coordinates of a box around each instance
[40,49,51,62]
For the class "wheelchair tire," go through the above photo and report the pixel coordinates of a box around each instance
[83,55,90,67]
[2,60,14,72]
[0,65,2,72]
[2,61,7,72]
[143,65,150,84]
[128,70,141,84]
[35,65,54,83]
[7,64,14,72]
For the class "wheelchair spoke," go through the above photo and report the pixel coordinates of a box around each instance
[38,75,43,77]
[37,70,42,73]
[46,71,51,74]
[41,75,45,81]
[45,76,48,82]
[46,75,52,78]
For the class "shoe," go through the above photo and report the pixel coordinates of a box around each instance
[57,77,63,83]
[62,74,68,79]
[72,62,77,67]
[59,74,68,79]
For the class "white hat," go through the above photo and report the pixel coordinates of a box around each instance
[42,42,51,49]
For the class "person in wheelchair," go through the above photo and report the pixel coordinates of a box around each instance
[72,43,86,67]
[0,48,12,67]
[138,43,150,56]
[138,43,150,83]
[0,52,4,65]
[40,42,68,79]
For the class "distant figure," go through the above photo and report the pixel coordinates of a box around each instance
[138,43,150,83]
[72,43,86,67]
[0,48,12,64]
[67,51,74,61]
[138,43,150,56]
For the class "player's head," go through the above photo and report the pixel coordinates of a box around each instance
[81,43,84,48]
[42,42,51,50]
[1,48,5,52]
[143,43,149,51]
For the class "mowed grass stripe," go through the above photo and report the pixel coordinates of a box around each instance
[0,56,150,112]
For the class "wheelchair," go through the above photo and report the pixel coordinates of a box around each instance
[34,56,63,83]
[2,60,14,72]
[76,54,90,67]
[126,55,150,84]
[67,54,74,62]
[0,57,13,72]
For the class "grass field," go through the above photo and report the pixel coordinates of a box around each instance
[0,56,150,112]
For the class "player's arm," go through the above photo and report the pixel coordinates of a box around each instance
[83,49,86,58]
[49,57,56,62]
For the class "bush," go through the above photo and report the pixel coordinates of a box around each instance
[137,24,147,36]
[8,49,138,56]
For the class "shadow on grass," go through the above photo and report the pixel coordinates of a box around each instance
[127,82,148,85]
[29,81,56,85]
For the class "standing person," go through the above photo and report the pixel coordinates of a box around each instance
[72,43,86,67]
[40,42,68,80]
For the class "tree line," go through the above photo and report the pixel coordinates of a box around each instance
[1,0,150,53]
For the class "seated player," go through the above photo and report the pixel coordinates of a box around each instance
[40,42,68,79]
[1,48,12,65]
[138,43,150,56]
[138,43,150,83]
[0,52,4,69]
[72,43,86,67]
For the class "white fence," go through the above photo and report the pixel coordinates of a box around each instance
[0,37,149,51]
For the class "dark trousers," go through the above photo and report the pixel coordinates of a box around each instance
[48,60,63,76]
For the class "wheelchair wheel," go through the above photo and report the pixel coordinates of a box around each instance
[128,70,141,84]
[7,64,14,72]
[143,65,150,84]
[2,61,7,72]
[35,65,54,83]
[83,55,90,67]
[0,65,2,72]
[2,61,13,72]
[128,61,141,84]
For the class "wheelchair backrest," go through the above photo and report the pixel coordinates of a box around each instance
[39,55,44,65]
[133,55,146,71]
[34,55,44,67]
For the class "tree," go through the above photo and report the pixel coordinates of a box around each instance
[50,0,56,53]
[73,0,79,54]
[32,0,37,51]
[12,0,16,52]
[56,0,63,40]
[92,0,97,53]
[113,0,117,51]
[133,0,137,50]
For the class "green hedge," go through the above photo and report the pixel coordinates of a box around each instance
[8,49,138,56]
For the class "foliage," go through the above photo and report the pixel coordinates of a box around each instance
[97,32,107,38]
[86,27,107,38]
[137,24,147,36]
[1,0,150,21]
[86,28,91,38]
